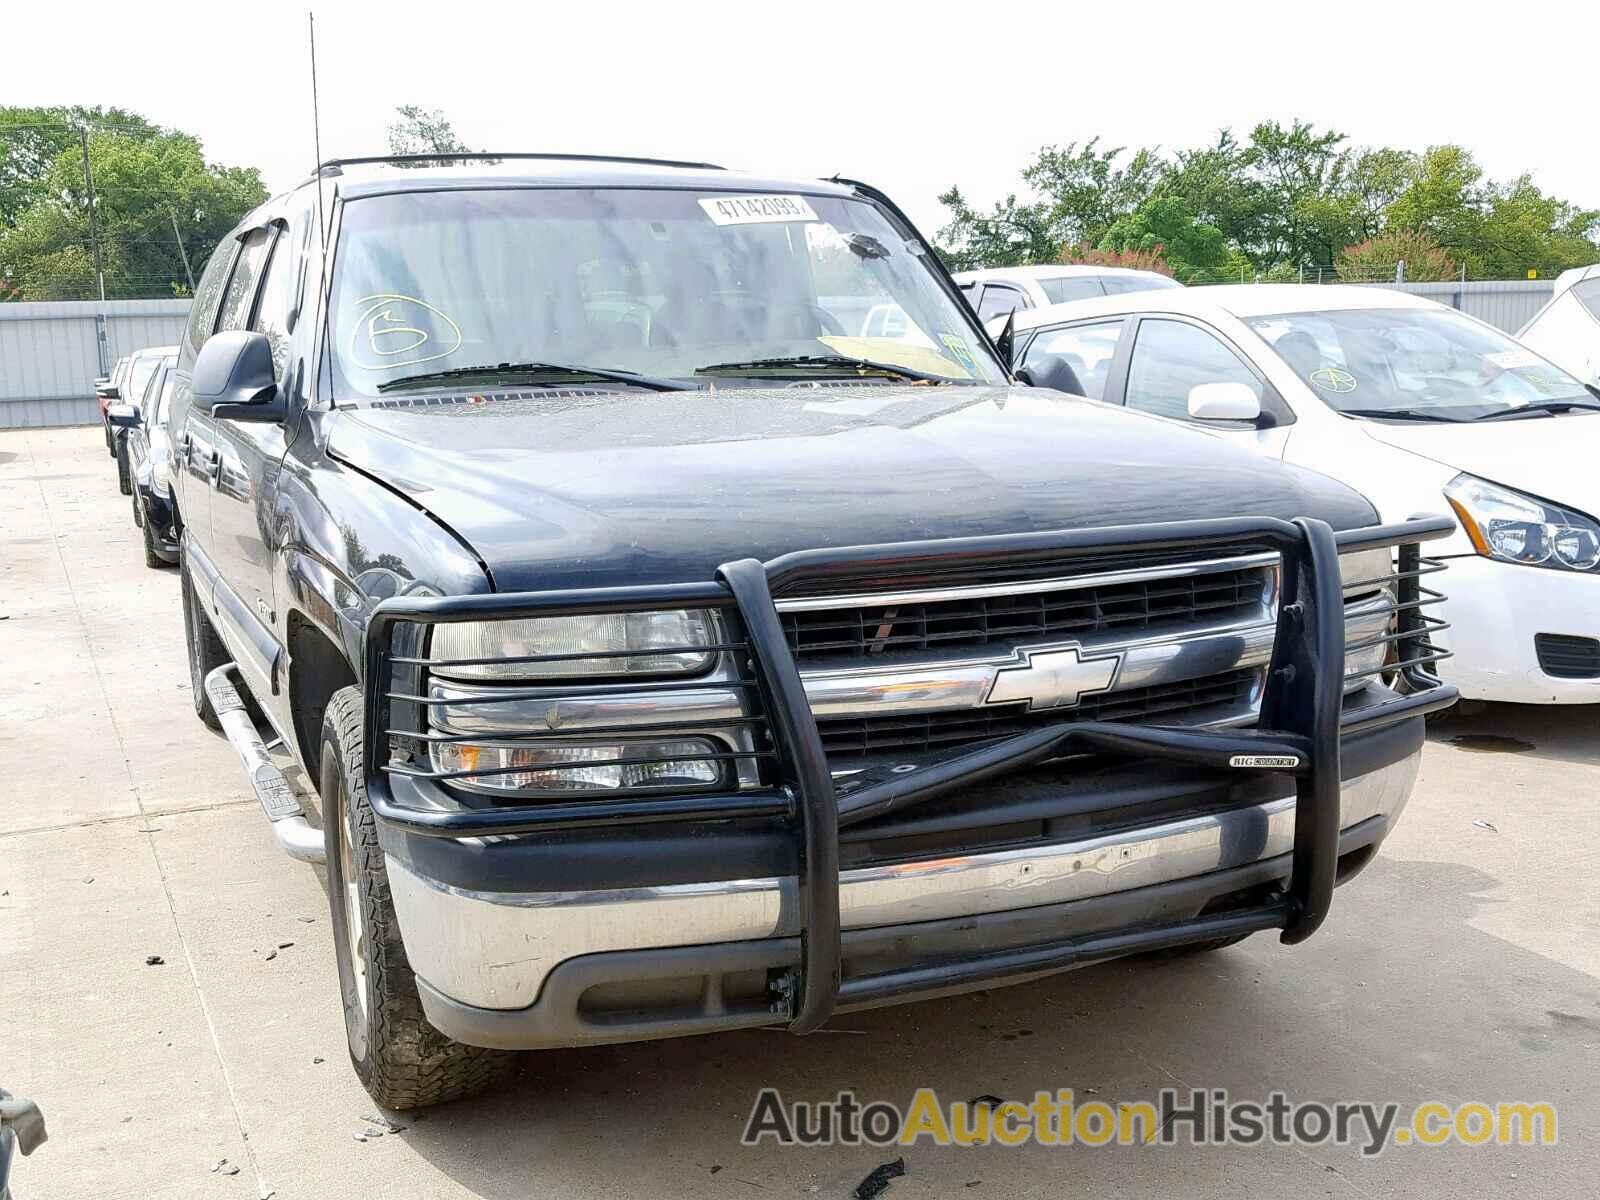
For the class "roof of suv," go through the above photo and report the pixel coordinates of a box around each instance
[313,156,862,203]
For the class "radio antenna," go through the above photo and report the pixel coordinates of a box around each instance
[308,11,327,241]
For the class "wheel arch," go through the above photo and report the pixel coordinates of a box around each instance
[287,610,359,773]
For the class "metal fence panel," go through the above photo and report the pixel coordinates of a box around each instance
[1365,280,1556,333]
[0,299,192,428]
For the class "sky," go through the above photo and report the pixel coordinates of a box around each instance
[11,0,1600,238]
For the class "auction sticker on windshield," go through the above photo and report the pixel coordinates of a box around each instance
[699,195,819,225]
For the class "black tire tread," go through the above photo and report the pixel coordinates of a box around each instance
[115,438,132,495]
[141,505,164,568]
[322,687,514,1110]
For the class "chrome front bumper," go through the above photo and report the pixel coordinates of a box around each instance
[386,749,1420,1012]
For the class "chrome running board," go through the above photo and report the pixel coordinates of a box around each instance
[204,663,325,864]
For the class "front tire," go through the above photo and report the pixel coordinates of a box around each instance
[181,550,228,730]
[140,502,165,569]
[321,687,514,1110]
[115,436,132,495]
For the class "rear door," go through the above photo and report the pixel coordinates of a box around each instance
[173,237,241,571]
[1112,315,1295,456]
[207,222,299,701]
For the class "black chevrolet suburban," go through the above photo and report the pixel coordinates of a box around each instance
[168,154,1456,1110]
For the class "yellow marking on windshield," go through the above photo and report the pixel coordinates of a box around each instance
[348,294,463,371]
[818,336,973,380]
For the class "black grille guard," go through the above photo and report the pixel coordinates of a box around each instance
[364,514,1458,1033]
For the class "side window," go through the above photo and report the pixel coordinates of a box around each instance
[153,370,176,425]
[1125,319,1262,421]
[186,241,238,358]
[1102,274,1170,295]
[1573,278,1600,323]
[1037,276,1106,305]
[215,228,274,333]
[976,285,1025,323]
[1020,320,1125,401]
[252,225,300,376]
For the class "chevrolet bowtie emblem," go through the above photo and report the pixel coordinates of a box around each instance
[985,644,1123,711]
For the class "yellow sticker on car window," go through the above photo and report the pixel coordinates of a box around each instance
[938,333,978,373]
[1309,367,1357,393]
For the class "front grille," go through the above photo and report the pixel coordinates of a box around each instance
[815,669,1258,760]
[1535,633,1600,679]
[781,564,1270,660]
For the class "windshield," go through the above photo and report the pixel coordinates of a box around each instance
[127,354,161,410]
[327,187,1002,399]
[1247,307,1591,419]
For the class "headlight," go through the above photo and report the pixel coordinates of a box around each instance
[432,737,724,794]
[429,610,718,681]
[1445,474,1600,572]
[150,453,172,496]
[1340,548,1397,687]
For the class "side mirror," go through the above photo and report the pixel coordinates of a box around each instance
[1016,355,1087,397]
[106,403,140,429]
[193,330,283,422]
[1188,381,1261,422]
[96,382,120,400]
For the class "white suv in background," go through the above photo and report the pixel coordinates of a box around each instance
[1518,264,1600,387]
[954,264,1182,323]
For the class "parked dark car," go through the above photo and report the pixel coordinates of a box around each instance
[96,354,131,456]
[168,154,1456,1110]
[108,352,180,567]
[109,346,175,495]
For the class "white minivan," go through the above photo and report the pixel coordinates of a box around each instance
[992,285,1600,704]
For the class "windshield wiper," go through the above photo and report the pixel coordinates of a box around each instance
[376,361,693,394]
[693,355,952,384]
[1338,407,1465,424]
[1468,399,1600,421]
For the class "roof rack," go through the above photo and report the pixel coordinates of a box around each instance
[314,152,726,177]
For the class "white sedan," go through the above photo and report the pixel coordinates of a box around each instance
[991,284,1600,705]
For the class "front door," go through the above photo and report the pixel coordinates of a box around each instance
[1117,315,1295,458]
[205,226,286,701]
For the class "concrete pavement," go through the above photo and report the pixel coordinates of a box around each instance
[1,425,1595,1199]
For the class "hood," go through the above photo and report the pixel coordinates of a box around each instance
[1359,413,1600,510]
[329,385,1378,591]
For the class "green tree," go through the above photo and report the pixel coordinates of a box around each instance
[1159,130,1269,254]
[935,139,1161,271]
[934,186,1059,271]
[1239,119,1349,268]
[1097,195,1232,282]
[0,119,266,300]
[0,105,157,229]
[1385,144,1483,249]
[386,105,474,165]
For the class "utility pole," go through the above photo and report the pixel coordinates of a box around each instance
[78,126,110,375]
[169,210,196,292]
